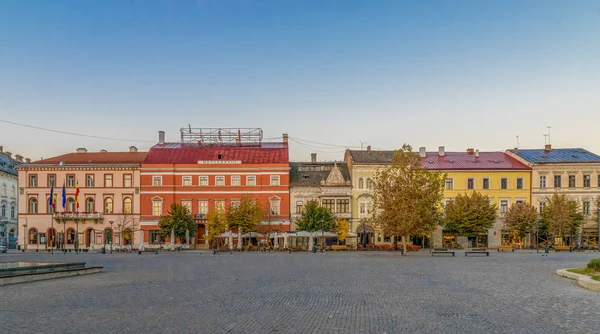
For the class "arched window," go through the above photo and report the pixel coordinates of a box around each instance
[1,204,5,217]
[269,197,281,216]
[29,228,38,244]
[358,178,364,189]
[67,228,75,244]
[104,197,113,213]
[86,198,94,213]
[10,185,15,197]
[366,178,373,190]
[10,205,15,218]
[1,184,6,196]
[29,198,38,214]
[67,197,75,213]
[123,197,132,214]
[9,229,15,238]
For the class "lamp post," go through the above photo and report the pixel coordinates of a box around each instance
[535,218,539,254]
[22,217,28,251]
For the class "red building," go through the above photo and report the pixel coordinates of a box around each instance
[139,128,290,246]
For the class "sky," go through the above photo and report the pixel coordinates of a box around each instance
[1,0,599,162]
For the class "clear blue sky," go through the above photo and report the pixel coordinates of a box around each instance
[1,0,599,161]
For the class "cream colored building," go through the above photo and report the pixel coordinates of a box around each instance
[17,147,146,251]
[506,145,600,247]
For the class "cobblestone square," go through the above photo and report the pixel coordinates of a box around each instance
[1,251,599,333]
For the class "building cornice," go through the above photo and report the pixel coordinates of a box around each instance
[17,165,141,171]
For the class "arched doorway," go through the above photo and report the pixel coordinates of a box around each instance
[357,225,375,246]
[28,228,38,244]
[66,228,76,246]
[46,228,56,248]
[84,228,94,248]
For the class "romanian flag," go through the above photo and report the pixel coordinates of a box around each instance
[75,180,80,212]
[61,182,66,210]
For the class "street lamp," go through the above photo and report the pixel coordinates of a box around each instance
[22,217,28,251]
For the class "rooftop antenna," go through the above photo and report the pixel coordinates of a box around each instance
[516,135,519,149]
[359,140,367,150]
[546,126,551,144]
[543,134,548,145]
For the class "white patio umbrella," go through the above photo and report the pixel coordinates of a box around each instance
[237,228,243,249]
[273,233,279,248]
[241,232,264,238]
[171,228,175,250]
[295,231,312,237]
[186,229,190,246]
[228,230,233,249]
[314,230,337,238]
[347,232,359,237]
[283,232,290,248]
[90,230,95,250]
[307,232,314,250]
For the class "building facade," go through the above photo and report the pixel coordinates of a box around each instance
[17,147,146,250]
[289,153,352,230]
[506,145,600,247]
[139,130,290,247]
[1,146,24,249]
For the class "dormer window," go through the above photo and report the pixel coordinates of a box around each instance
[302,175,309,180]
[217,154,222,160]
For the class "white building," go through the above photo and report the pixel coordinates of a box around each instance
[0,146,26,249]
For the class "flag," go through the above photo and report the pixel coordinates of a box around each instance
[49,183,55,210]
[61,182,66,210]
[75,180,80,212]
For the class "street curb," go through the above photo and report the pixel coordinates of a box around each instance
[556,269,600,292]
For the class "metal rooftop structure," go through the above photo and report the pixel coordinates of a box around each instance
[180,127,263,146]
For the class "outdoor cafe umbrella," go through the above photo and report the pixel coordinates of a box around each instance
[237,228,243,249]
[186,229,190,246]
[171,228,175,251]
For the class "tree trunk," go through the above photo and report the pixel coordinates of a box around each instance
[402,235,408,255]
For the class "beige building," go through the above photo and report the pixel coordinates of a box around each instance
[506,145,600,247]
[17,147,146,251]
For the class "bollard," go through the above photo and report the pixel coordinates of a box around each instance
[155,250,158,255]
[312,245,317,253]
[138,250,142,255]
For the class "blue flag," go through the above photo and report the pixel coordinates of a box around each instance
[49,183,54,207]
[61,182,66,209]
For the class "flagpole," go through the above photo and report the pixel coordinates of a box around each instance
[50,183,54,255]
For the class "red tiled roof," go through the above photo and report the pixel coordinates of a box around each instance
[143,142,289,164]
[32,152,147,165]
[421,152,530,170]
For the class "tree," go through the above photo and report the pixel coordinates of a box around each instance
[158,203,197,243]
[226,198,263,235]
[372,144,446,255]
[441,191,498,238]
[296,200,336,232]
[115,214,136,246]
[504,202,538,247]
[206,208,227,248]
[541,192,584,245]
[336,218,349,244]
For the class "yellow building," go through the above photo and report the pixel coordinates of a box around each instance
[345,146,532,248]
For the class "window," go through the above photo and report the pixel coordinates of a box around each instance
[568,175,576,188]
[445,178,453,190]
[270,175,280,186]
[500,200,508,214]
[149,230,161,243]
[152,200,162,216]
[336,199,349,213]
[86,174,94,187]
[366,178,373,190]
[67,174,75,187]
[358,178,364,189]
[322,199,335,212]
[482,178,490,190]
[515,200,525,204]
[47,197,54,214]
[553,174,562,188]
[216,176,225,186]
[104,174,113,187]
[123,197,132,214]
[29,228,38,244]
[182,176,192,186]
[104,197,113,213]
[199,176,208,186]
[269,197,281,215]
[359,202,367,215]
[182,200,192,213]
[198,201,208,215]
[85,198,94,213]
[231,200,240,209]
[583,175,591,188]
[296,201,303,214]
[1,204,5,217]
[539,175,546,188]
[231,176,241,186]
[516,178,524,190]
[67,197,75,212]
[10,185,15,198]
[539,201,545,213]
[66,228,75,244]
[29,198,38,213]
[123,174,132,187]
[598,175,600,188]
[467,178,474,190]
[215,200,225,212]
[29,175,37,187]
[1,184,5,196]
[246,176,256,186]
[152,176,162,186]
[583,201,590,215]
[48,174,56,187]
[11,205,15,218]
[501,178,508,189]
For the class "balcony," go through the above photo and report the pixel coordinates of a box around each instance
[193,214,207,221]
[53,212,104,222]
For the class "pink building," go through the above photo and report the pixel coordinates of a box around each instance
[17,147,146,251]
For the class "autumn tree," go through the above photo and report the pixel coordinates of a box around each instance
[226,198,263,236]
[206,208,227,248]
[158,203,197,243]
[541,192,584,245]
[335,218,349,245]
[372,144,446,255]
[504,202,538,247]
[442,192,498,238]
[296,200,336,232]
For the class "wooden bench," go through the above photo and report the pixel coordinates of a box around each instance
[330,245,348,251]
[465,251,489,256]
[554,245,572,252]
[472,248,486,252]
[432,250,455,256]
[497,245,514,252]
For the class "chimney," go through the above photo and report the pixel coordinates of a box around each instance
[25,158,31,163]
[282,133,288,143]
[0,145,3,153]
[475,149,479,158]
[419,147,426,158]
[5,152,11,158]
[129,146,138,153]
[367,145,371,152]
[438,146,445,157]
[311,153,317,163]
[514,148,518,155]
[15,154,23,163]
[76,148,87,153]
[544,144,551,151]
[100,149,107,153]
[159,131,165,145]
[467,148,474,155]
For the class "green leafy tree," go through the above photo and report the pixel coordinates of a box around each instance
[504,202,538,247]
[295,200,336,232]
[226,197,263,235]
[442,192,498,238]
[372,144,446,255]
[541,192,584,245]
[206,209,227,247]
[158,203,197,243]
